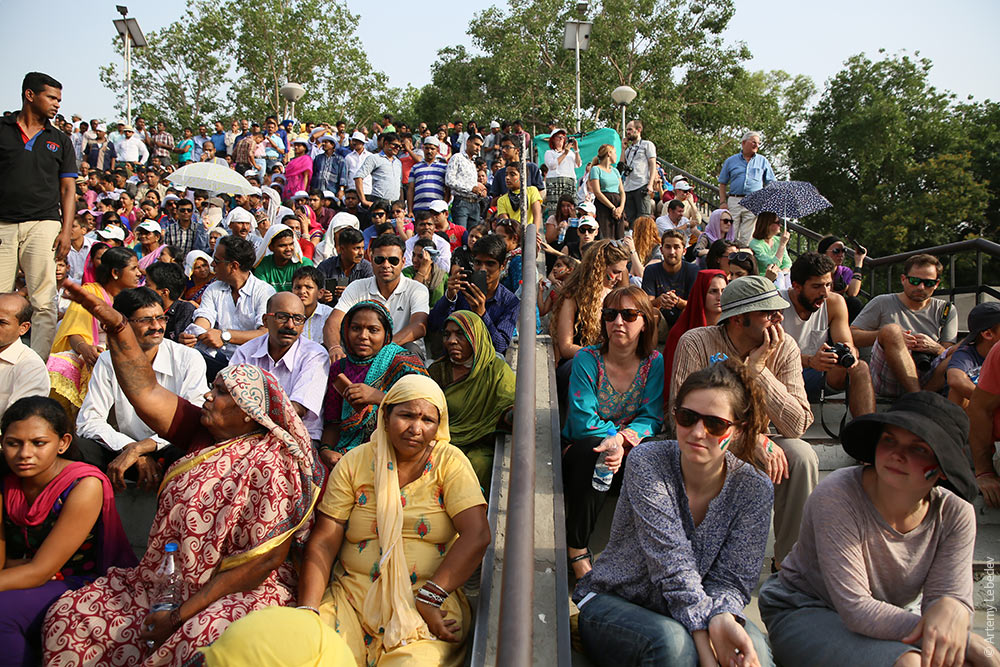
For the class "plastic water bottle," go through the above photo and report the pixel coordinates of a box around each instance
[557,226,567,244]
[592,426,619,492]
[146,541,181,649]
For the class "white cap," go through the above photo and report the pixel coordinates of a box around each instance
[95,123,107,132]
[322,190,335,199]
[228,207,255,224]
[291,137,309,146]
[244,169,259,177]
[422,135,440,147]
[350,131,366,143]
[319,135,337,143]
[96,226,125,241]
[291,190,308,199]
[162,194,180,203]
[577,201,597,215]
[428,199,449,213]
[490,121,501,129]
[674,180,693,191]
[672,174,687,184]
[249,187,262,196]
[136,220,163,235]
[578,215,599,229]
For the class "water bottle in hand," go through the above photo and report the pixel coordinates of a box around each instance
[147,541,181,649]
[592,426,619,492]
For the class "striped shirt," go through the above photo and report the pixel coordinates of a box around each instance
[409,160,448,211]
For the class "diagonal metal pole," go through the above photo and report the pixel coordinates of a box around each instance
[496,134,537,667]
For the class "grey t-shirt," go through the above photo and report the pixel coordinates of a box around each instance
[853,294,958,343]
[621,139,657,192]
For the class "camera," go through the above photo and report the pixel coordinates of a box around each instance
[912,351,936,373]
[617,162,633,178]
[830,342,856,368]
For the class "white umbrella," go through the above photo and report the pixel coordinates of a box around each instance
[165,162,257,195]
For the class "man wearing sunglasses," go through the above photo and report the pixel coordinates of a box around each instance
[851,254,958,397]
[325,234,429,361]
[353,132,403,209]
[229,291,329,444]
[671,275,818,568]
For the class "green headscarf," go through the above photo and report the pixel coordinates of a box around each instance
[429,310,516,447]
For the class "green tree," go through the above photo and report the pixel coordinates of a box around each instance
[790,51,988,255]
[98,0,233,130]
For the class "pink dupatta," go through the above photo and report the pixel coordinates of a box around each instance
[283,154,313,196]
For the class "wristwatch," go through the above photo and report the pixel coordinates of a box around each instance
[221,330,232,344]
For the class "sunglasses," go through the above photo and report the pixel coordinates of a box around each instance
[728,251,753,263]
[829,247,845,254]
[905,276,940,288]
[720,217,733,223]
[373,255,401,266]
[601,307,642,323]
[674,407,737,437]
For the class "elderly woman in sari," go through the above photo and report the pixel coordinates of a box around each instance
[313,211,361,264]
[42,283,325,666]
[182,250,215,304]
[299,375,491,667]
[429,311,515,492]
[320,301,427,469]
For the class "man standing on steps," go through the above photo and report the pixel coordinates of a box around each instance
[0,72,76,359]
[621,120,659,225]
[718,131,775,246]
[780,253,876,418]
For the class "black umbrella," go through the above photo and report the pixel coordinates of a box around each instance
[738,181,832,220]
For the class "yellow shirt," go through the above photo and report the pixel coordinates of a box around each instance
[497,186,542,226]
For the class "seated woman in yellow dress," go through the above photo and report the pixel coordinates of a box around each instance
[298,375,491,666]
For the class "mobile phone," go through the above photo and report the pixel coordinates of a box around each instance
[333,373,351,396]
[470,269,488,295]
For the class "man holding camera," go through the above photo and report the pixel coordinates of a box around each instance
[850,253,957,396]
[780,253,875,417]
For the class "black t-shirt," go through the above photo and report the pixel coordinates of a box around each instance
[641,260,699,326]
[0,114,77,222]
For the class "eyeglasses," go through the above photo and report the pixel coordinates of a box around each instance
[601,307,642,323]
[673,407,737,437]
[128,315,168,326]
[373,255,401,266]
[906,276,940,288]
[266,312,306,325]
[728,251,753,263]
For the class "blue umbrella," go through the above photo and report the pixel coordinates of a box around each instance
[738,181,832,220]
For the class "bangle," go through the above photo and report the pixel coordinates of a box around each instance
[425,580,448,597]
[102,315,128,335]
[976,471,998,479]
[296,605,320,615]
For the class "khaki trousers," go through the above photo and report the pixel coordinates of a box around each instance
[771,436,819,563]
[728,195,758,247]
[0,220,61,360]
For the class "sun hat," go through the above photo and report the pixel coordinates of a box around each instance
[959,302,1000,346]
[136,220,163,235]
[840,391,976,501]
[718,275,790,323]
[350,131,366,143]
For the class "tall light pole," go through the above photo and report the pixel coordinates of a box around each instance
[612,85,637,138]
[113,6,147,125]
[564,2,592,134]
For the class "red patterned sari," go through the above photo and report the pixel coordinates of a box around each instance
[43,365,324,666]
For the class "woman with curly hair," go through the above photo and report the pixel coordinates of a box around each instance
[625,215,662,278]
[550,239,630,419]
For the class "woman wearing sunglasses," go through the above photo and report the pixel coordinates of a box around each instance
[561,286,664,579]
[818,235,866,322]
[574,359,774,667]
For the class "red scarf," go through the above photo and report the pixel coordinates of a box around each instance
[4,461,138,571]
[662,269,727,403]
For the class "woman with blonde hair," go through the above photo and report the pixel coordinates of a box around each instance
[588,144,625,239]
[550,239,630,419]
[625,215,661,277]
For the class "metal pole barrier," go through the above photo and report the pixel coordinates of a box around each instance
[575,26,581,134]
[496,137,537,667]
[124,32,132,125]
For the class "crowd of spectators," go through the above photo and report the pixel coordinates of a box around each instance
[1,70,998,667]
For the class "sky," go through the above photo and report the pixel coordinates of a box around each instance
[0,0,996,120]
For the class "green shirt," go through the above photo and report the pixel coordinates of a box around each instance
[253,255,314,292]
[402,266,448,305]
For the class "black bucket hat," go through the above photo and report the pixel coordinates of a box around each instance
[841,391,977,501]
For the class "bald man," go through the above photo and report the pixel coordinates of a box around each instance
[0,293,49,413]
[228,291,330,442]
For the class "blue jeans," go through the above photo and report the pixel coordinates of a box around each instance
[578,593,774,667]
[452,198,481,230]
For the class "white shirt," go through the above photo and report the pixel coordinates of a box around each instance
[67,236,95,284]
[345,149,373,195]
[114,135,150,164]
[77,340,207,451]
[0,339,49,415]
[229,335,330,440]
[192,274,276,358]
[335,276,430,358]
[621,138,657,192]
[301,303,333,345]
[403,234,451,273]
[544,148,580,180]
[655,214,689,237]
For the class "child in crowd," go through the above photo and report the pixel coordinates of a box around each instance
[947,302,1000,407]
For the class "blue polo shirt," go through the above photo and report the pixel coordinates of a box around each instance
[210,131,227,155]
[717,152,775,196]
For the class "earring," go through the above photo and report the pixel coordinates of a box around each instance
[244,416,252,423]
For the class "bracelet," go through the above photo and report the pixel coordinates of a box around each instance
[415,589,445,608]
[296,605,320,615]
[101,316,128,335]
[425,580,448,597]
[976,471,998,479]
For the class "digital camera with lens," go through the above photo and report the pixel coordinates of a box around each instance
[830,342,856,368]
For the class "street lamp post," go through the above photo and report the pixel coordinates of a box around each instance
[564,3,592,135]
[279,83,306,123]
[611,85,637,137]
[112,6,147,126]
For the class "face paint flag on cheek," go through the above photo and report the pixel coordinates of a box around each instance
[718,433,732,450]
[923,467,939,480]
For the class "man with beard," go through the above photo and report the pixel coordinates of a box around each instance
[641,229,699,329]
[230,291,329,444]
[671,275,818,569]
[75,287,207,488]
[780,252,875,418]
[851,253,958,397]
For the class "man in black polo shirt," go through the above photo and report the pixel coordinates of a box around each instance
[0,72,76,359]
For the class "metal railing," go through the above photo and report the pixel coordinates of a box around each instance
[657,159,721,216]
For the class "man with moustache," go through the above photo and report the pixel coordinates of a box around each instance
[76,287,207,488]
[779,252,875,418]
[229,291,330,444]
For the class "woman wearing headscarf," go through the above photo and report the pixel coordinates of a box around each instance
[429,310,515,492]
[313,211,360,264]
[661,269,727,403]
[43,283,325,666]
[299,375,491,667]
[182,250,215,304]
[283,139,313,196]
[688,209,735,265]
[320,301,427,469]
[260,185,282,227]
